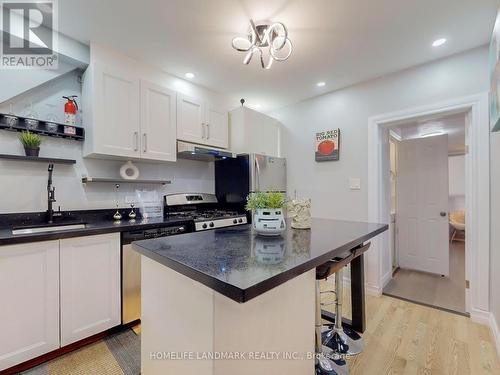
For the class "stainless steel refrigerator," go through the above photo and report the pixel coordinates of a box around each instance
[215,153,286,215]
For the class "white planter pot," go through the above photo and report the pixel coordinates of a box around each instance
[253,208,286,236]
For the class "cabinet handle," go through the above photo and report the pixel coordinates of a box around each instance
[201,123,206,139]
[143,133,147,153]
[133,132,138,151]
[206,123,210,139]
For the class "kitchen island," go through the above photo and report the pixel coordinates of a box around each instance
[133,218,387,375]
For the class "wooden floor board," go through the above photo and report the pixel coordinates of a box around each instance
[320,281,500,375]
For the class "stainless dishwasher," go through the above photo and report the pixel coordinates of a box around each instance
[121,224,189,324]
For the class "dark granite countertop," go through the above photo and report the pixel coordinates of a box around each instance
[0,216,191,246]
[133,218,388,303]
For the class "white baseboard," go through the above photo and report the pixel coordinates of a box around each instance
[489,312,500,360]
[381,270,392,289]
[365,283,382,296]
[470,308,491,325]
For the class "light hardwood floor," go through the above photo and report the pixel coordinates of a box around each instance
[18,281,500,375]
[321,280,500,375]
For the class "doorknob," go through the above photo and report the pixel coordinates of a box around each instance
[440,212,447,217]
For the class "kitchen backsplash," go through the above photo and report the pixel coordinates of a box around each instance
[0,129,215,213]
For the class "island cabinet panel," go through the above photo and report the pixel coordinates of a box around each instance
[141,256,215,375]
[141,256,315,375]
[0,241,60,371]
[60,233,121,346]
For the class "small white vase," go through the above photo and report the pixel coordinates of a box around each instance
[120,161,140,180]
[253,208,286,236]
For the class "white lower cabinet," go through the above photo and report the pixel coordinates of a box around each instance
[0,233,121,371]
[60,233,121,346]
[0,241,60,371]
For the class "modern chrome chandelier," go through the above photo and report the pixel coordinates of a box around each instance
[231,19,293,69]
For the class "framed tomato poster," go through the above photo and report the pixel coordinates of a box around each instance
[315,129,340,162]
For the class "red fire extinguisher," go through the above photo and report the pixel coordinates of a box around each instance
[63,96,78,125]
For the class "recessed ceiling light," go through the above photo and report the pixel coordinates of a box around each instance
[185,72,195,79]
[432,38,447,47]
[316,81,326,87]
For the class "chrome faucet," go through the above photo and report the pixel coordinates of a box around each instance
[47,164,56,223]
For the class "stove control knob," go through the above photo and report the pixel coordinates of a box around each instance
[233,219,238,224]
[202,223,208,229]
[209,222,215,228]
[178,227,185,232]
[238,218,243,223]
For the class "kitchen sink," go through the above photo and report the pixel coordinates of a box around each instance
[12,223,87,235]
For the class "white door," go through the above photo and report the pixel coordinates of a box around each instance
[60,233,121,346]
[177,93,205,144]
[205,105,228,148]
[0,241,60,371]
[93,63,140,158]
[140,80,177,161]
[397,134,450,275]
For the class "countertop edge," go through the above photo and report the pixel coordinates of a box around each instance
[133,223,389,303]
[0,219,192,246]
[133,243,247,302]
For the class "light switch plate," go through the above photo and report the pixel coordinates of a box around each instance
[349,178,361,190]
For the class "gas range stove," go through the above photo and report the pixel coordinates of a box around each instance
[164,193,247,231]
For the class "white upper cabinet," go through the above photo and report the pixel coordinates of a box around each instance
[177,94,229,148]
[177,93,205,144]
[60,233,121,346]
[205,104,229,148]
[83,65,177,162]
[140,80,177,162]
[83,63,141,159]
[0,241,60,371]
[229,107,281,157]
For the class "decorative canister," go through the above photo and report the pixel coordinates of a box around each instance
[253,208,286,236]
[288,198,312,229]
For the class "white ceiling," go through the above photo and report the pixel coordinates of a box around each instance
[392,112,466,154]
[58,0,499,111]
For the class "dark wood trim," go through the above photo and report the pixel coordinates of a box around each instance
[0,323,136,375]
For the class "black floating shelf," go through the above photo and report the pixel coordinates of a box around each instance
[82,177,171,185]
[0,154,76,165]
[0,113,85,141]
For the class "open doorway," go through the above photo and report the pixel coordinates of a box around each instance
[382,112,467,315]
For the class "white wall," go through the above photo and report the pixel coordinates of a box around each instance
[0,44,237,214]
[490,131,500,343]
[449,154,465,211]
[272,46,489,290]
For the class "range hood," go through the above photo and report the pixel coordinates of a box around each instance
[177,141,237,161]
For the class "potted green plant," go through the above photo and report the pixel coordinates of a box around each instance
[245,192,287,236]
[20,131,41,157]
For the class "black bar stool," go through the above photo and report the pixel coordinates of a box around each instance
[315,243,370,375]
[315,253,352,375]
